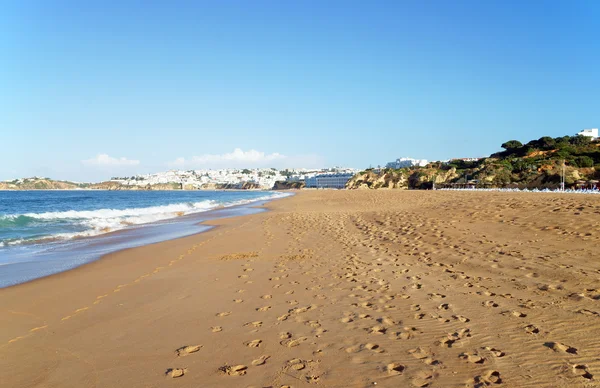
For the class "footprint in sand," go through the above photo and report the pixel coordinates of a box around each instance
[376,316,397,325]
[482,346,505,357]
[408,347,440,365]
[511,310,527,318]
[345,344,362,353]
[365,343,384,353]
[452,315,470,323]
[544,342,577,354]
[341,316,354,323]
[211,326,223,333]
[281,336,307,348]
[367,325,387,335]
[280,332,292,339]
[385,362,405,375]
[483,300,499,308]
[216,312,231,317]
[524,324,540,334]
[290,305,317,314]
[437,337,456,348]
[252,355,270,366]
[176,345,202,356]
[576,309,599,317]
[219,364,248,376]
[256,306,271,312]
[436,329,471,348]
[165,368,187,378]
[391,327,416,340]
[278,313,290,321]
[305,375,320,383]
[572,364,594,380]
[261,294,272,299]
[411,370,436,387]
[233,299,244,303]
[459,352,485,364]
[431,313,450,323]
[428,293,446,299]
[287,358,307,371]
[470,370,502,386]
[244,339,262,348]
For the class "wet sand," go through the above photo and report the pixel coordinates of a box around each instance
[1,190,599,387]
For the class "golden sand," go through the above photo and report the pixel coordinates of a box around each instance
[0,190,599,387]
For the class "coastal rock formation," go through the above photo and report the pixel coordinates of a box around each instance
[346,170,410,189]
[273,181,305,190]
[347,135,600,190]
[89,182,183,190]
[346,162,598,190]
[0,178,269,191]
[0,178,81,190]
[199,182,264,190]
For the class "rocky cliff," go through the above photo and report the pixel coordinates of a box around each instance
[272,181,305,190]
[347,135,600,190]
[345,170,410,189]
[346,159,599,190]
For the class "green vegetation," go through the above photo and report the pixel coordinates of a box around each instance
[347,134,600,190]
[439,134,600,188]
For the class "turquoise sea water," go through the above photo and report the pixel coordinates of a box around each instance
[0,190,288,287]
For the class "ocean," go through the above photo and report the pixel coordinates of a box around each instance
[0,190,288,288]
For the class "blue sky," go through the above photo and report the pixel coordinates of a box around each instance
[1,0,598,181]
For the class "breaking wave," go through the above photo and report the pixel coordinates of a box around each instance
[0,192,288,247]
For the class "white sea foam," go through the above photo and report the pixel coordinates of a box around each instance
[19,201,218,221]
[0,192,290,247]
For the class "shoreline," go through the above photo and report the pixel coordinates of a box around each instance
[1,196,283,291]
[0,192,291,289]
[1,190,598,387]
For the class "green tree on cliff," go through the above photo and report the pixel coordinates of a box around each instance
[501,140,523,151]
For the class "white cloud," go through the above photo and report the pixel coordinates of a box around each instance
[82,154,140,167]
[168,148,286,168]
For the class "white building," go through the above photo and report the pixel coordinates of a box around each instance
[305,173,354,189]
[577,128,598,140]
[385,157,428,169]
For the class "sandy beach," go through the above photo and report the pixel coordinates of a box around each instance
[1,190,599,388]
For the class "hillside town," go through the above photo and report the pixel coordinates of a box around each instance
[108,167,359,190]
